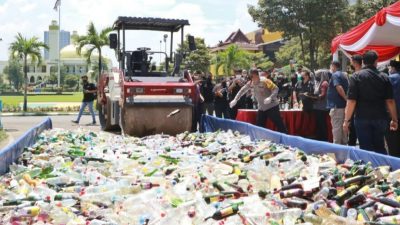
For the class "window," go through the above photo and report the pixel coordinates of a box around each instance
[42,66,46,73]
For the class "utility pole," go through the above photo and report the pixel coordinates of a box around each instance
[53,0,61,88]
[163,34,168,54]
[57,5,61,88]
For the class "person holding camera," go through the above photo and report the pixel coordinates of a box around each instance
[200,74,215,115]
[72,75,97,125]
[213,79,229,118]
[229,69,287,133]
[292,69,314,112]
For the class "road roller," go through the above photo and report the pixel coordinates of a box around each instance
[97,17,198,137]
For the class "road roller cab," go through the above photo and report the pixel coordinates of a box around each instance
[98,17,198,137]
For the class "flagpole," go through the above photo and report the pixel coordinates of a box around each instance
[57,2,61,88]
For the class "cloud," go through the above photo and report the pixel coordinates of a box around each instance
[0,0,260,66]
[20,2,36,13]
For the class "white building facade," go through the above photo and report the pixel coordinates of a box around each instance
[1,21,111,86]
[25,22,111,85]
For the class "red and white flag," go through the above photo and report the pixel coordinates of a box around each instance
[53,0,61,11]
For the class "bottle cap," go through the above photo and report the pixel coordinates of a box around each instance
[29,206,41,216]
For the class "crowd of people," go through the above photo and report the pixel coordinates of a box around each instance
[191,50,400,157]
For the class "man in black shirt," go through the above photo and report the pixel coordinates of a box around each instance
[343,50,398,154]
[213,80,229,118]
[347,55,363,146]
[72,75,97,125]
[200,75,214,115]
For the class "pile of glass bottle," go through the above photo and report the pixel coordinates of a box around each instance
[1,128,400,225]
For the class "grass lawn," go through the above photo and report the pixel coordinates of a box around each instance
[1,92,83,106]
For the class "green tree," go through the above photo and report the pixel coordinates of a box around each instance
[49,65,67,86]
[246,52,274,71]
[213,44,249,76]
[347,0,397,28]
[248,0,348,70]
[89,56,109,81]
[64,74,79,88]
[9,33,48,111]
[275,37,306,67]
[212,45,274,75]
[3,60,23,90]
[176,36,211,73]
[75,22,112,84]
[276,37,332,70]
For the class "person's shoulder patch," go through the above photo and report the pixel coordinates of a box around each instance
[261,77,276,89]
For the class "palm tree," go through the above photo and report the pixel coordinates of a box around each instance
[9,33,48,112]
[75,22,112,83]
[214,44,249,76]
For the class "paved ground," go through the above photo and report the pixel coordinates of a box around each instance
[0,115,102,150]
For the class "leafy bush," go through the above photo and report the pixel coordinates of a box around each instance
[2,105,83,113]
[65,74,79,88]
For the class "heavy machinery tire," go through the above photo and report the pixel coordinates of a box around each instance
[99,97,119,131]
[98,104,107,130]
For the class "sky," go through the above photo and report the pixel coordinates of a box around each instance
[0,0,260,65]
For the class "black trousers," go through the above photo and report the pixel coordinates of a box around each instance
[386,121,400,157]
[191,103,202,132]
[348,115,358,146]
[314,109,329,141]
[256,105,287,134]
[215,103,229,119]
[229,107,238,120]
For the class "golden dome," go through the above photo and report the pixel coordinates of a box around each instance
[60,44,99,59]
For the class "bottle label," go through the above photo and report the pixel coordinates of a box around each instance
[242,156,251,163]
[220,207,234,217]
[233,167,241,175]
[336,190,347,198]
[209,196,220,203]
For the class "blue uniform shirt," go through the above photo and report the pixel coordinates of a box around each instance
[389,73,400,117]
[327,71,348,109]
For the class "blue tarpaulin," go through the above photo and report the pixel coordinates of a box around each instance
[0,117,52,175]
[1,115,399,176]
[201,115,400,170]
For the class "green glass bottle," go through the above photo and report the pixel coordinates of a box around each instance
[68,149,85,157]
[204,194,225,204]
[205,202,243,221]
[2,199,22,206]
[333,185,360,204]
[159,155,180,164]
[83,157,108,163]
[357,208,370,222]
[224,181,245,193]
[144,168,158,177]
[212,181,225,192]
[38,165,55,179]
